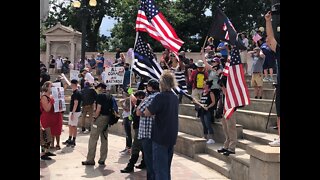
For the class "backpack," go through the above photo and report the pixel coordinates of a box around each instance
[108,95,120,126]
[195,71,205,89]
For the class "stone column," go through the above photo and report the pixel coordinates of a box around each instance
[45,41,51,67]
[247,145,280,180]
[70,40,75,69]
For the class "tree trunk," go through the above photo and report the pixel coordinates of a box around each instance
[87,15,104,52]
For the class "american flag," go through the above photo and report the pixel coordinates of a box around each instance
[223,62,230,76]
[223,47,250,119]
[136,0,184,55]
[132,34,188,94]
[252,32,262,43]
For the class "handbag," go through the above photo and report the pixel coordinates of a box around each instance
[40,127,52,146]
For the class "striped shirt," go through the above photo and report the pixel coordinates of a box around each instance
[137,92,159,139]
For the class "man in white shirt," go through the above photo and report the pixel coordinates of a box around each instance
[240,33,250,74]
[82,68,95,84]
[56,55,63,73]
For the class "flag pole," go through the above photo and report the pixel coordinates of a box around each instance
[201,36,209,54]
[128,31,139,120]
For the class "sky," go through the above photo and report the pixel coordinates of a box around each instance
[99,9,212,36]
[100,16,117,36]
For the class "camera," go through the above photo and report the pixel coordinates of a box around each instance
[271,3,280,15]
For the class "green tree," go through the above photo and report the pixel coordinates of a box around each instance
[109,0,270,52]
[44,0,115,52]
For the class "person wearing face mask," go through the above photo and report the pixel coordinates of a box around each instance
[122,63,131,90]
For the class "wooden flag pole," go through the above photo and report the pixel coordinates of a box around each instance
[201,36,209,54]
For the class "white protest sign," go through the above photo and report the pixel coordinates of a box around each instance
[52,82,61,87]
[51,87,66,112]
[104,67,125,85]
[70,70,80,81]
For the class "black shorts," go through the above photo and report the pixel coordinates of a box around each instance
[263,58,276,70]
[275,86,280,117]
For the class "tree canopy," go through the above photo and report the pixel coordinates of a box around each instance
[43,0,271,52]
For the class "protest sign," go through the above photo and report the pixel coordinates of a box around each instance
[70,70,80,81]
[51,87,66,112]
[104,67,125,85]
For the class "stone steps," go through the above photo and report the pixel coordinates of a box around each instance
[245,74,277,82]
[242,129,279,145]
[243,99,276,113]
[246,80,275,89]
[194,154,231,178]
[178,114,243,142]
[179,98,276,117]
[234,109,278,133]
[248,88,275,99]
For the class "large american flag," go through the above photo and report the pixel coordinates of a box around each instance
[136,0,184,55]
[132,34,188,93]
[223,47,250,119]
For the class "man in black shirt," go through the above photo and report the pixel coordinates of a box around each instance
[62,79,82,147]
[82,83,116,166]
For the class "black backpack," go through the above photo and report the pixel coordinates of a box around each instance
[108,95,120,126]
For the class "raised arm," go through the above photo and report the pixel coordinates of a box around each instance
[265,11,277,52]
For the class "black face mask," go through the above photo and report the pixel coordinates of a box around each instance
[136,99,142,106]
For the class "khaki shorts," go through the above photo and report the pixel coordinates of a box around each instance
[251,73,263,87]
[68,112,81,126]
[240,51,248,63]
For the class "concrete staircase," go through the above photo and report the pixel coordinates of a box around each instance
[60,73,280,180]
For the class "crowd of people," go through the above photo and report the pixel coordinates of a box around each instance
[40,11,280,179]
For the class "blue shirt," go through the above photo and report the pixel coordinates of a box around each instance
[97,57,105,68]
[260,43,276,64]
[147,91,179,146]
[137,92,159,139]
[218,42,228,56]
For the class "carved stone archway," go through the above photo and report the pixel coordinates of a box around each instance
[44,22,82,67]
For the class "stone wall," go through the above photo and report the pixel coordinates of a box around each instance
[40,51,203,65]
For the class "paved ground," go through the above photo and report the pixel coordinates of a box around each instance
[40,125,229,180]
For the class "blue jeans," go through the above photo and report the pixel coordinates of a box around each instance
[141,138,154,180]
[200,110,214,135]
[152,141,174,180]
[123,117,132,148]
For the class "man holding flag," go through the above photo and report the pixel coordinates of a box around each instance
[208,7,250,156]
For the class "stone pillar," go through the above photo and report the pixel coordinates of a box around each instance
[70,41,75,69]
[247,145,280,180]
[45,41,51,67]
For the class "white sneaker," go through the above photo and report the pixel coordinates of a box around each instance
[263,77,269,82]
[206,139,215,144]
[83,130,90,134]
[269,138,280,147]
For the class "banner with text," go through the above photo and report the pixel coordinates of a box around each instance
[104,67,125,85]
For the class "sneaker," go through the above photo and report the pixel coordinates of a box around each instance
[67,141,76,148]
[45,152,56,156]
[269,138,280,147]
[83,130,90,134]
[119,148,127,153]
[263,77,269,82]
[269,77,274,82]
[120,148,131,155]
[206,139,215,144]
[41,155,52,160]
[62,139,71,145]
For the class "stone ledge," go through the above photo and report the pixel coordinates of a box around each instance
[247,145,280,162]
[175,132,206,158]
